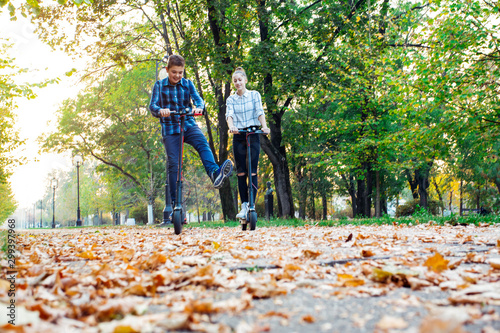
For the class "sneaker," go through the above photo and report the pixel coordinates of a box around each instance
[236,202,249,219]
[211,160,233,189]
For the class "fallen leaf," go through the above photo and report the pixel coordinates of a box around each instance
[361,249,375,257]
[424,253,449,273]
[259,311,290,319]
[303,249,321,259]
[488,258,500,270]
[375,315,408,330]
[419,316,466,333]
[301,314,315,323]
[77,250,97,260]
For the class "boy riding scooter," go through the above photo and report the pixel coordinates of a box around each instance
[149,55,233,232]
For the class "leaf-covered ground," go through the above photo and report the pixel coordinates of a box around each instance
[1,222,500,332]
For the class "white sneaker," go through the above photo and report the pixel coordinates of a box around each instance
[236,202,249,219]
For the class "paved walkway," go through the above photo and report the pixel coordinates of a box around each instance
[1,223,499,332]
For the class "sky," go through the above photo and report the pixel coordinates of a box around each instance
[2,10,87,210]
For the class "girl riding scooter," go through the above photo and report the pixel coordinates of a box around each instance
[226,67,270,222]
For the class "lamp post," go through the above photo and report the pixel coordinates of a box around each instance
[39,200,43,228]
[73,154,84,226]
[51,177,58,228]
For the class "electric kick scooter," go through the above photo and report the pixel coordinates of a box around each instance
[161,107,203,235]
[237,126,264,231]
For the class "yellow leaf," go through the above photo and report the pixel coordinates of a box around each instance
[284,264,301,272]
[343,278,365,287]
[337,273,354,281]
[77,250,97,260]
[424,253,449,273]
[114,326,139,333]
[212,241,220,250]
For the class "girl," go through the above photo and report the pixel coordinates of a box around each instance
[226,67,270,219]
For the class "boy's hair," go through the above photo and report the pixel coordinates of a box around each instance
[232,66,247,78]
[167,55,185,68]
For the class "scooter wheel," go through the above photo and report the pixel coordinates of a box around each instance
[240,219,247,231]
[173,210,183,235]
[249,211,257,231]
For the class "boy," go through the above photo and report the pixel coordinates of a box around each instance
[149,55,233,220]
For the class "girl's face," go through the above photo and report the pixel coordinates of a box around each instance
[232,74,247,92]
[167,65,184,85]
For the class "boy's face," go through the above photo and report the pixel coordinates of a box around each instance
[167,65,184,85]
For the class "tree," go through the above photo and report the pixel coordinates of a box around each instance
[40,63,166,215]
[399,0,500,204]
[0,182,17,222]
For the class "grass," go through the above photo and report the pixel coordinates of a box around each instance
[23,213,500,231]
[188,212,500,229]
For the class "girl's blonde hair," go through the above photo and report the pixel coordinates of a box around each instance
[232,67,247,78]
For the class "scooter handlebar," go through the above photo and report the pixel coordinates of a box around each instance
[238,126,264,134]
[167,107,205,117]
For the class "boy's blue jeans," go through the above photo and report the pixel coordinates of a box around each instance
[162,125,219,202]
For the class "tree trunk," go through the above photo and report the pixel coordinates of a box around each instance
[310,172,316,220]
[375,169,381,217]
[432,177,443,215]
[405,169,419,199]
[356,177,366,218]
[416,161,433,209]
[476,184,481,210]
[256,0,294,218]
[495,179,500,195]
[364,165,373,218]
[459,180,463,216]
[322,192,328,220]
[206,0,235,221]
[381,197,387,215]
[342,174,357,217]
[296,168,307,219]
[261,136,294,217]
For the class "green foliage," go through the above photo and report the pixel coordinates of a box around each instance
[129,198,163,225]
[395,199,444,217]
[0,182,17,223]
[0,42,33,184]
[29,0,500,221]
[40,63,165,207]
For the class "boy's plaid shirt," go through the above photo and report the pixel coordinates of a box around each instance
[149,77,205,136]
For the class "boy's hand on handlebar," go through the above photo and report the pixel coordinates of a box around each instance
[193,107,203,116]
[262,127,270,134]
[230,126,239,134]
[159,108,171,117]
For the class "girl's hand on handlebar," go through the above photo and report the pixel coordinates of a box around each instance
[229,126,239,134]
[159,108,171,117]
[262,127,270,135]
